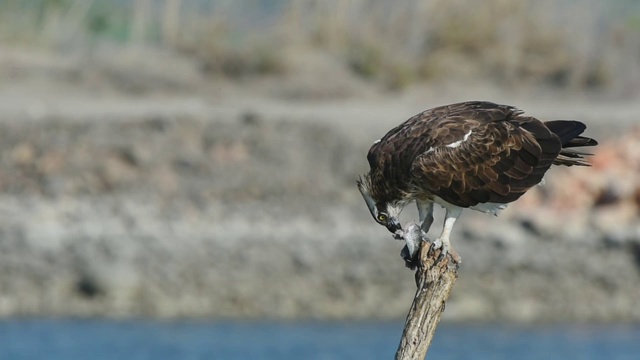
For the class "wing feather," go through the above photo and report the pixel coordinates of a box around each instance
[364,101,583,208]
[409,107,562,207]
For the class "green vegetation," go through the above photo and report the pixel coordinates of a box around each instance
[1,0,639,91]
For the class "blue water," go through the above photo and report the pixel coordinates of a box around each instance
[0,319,638,360]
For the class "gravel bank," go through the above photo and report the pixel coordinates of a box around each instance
[0,111,638,322]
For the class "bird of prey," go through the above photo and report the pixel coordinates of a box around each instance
[357,101,597,263]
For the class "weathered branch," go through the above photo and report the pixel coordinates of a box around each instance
[395,226,459,360]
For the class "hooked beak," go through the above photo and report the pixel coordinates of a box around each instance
[385,218,402,233]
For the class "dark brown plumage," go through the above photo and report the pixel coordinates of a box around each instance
[357,101,597,263]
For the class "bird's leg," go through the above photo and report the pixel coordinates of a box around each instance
[432,207,462,264]
[417,200,434,233]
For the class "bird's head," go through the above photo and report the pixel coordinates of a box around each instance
[357,174,403,233]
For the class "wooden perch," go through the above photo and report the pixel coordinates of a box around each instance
[395,225,460,360]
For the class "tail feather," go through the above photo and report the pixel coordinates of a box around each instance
[544,120,597,167]
[544,120,586,145]
[564,136,598,148]
[558,148,594,158]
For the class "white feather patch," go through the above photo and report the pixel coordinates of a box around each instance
[470,202,508,215]
[446,130,472,149]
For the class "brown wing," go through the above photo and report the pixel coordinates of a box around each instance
[367,101,523,195]
[409,113,562,207]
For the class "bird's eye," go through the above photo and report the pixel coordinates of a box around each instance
[377,214,387,222]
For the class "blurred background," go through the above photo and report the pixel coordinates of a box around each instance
[0,0,639,359]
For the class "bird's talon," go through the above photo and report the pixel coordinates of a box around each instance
[429,238,450,265]
[434,246,463,265]
[434,252,447,265]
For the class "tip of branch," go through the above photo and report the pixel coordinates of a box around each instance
[396,222,460,273]
[411,241,460,287]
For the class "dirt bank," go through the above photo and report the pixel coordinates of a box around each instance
[0,45,639,322]
[0,107,638,322]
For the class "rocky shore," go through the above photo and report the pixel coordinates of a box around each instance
[0,44,639,322]
[0,104,638,323]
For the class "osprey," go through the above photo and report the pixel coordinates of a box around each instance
[357,101,597,263]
